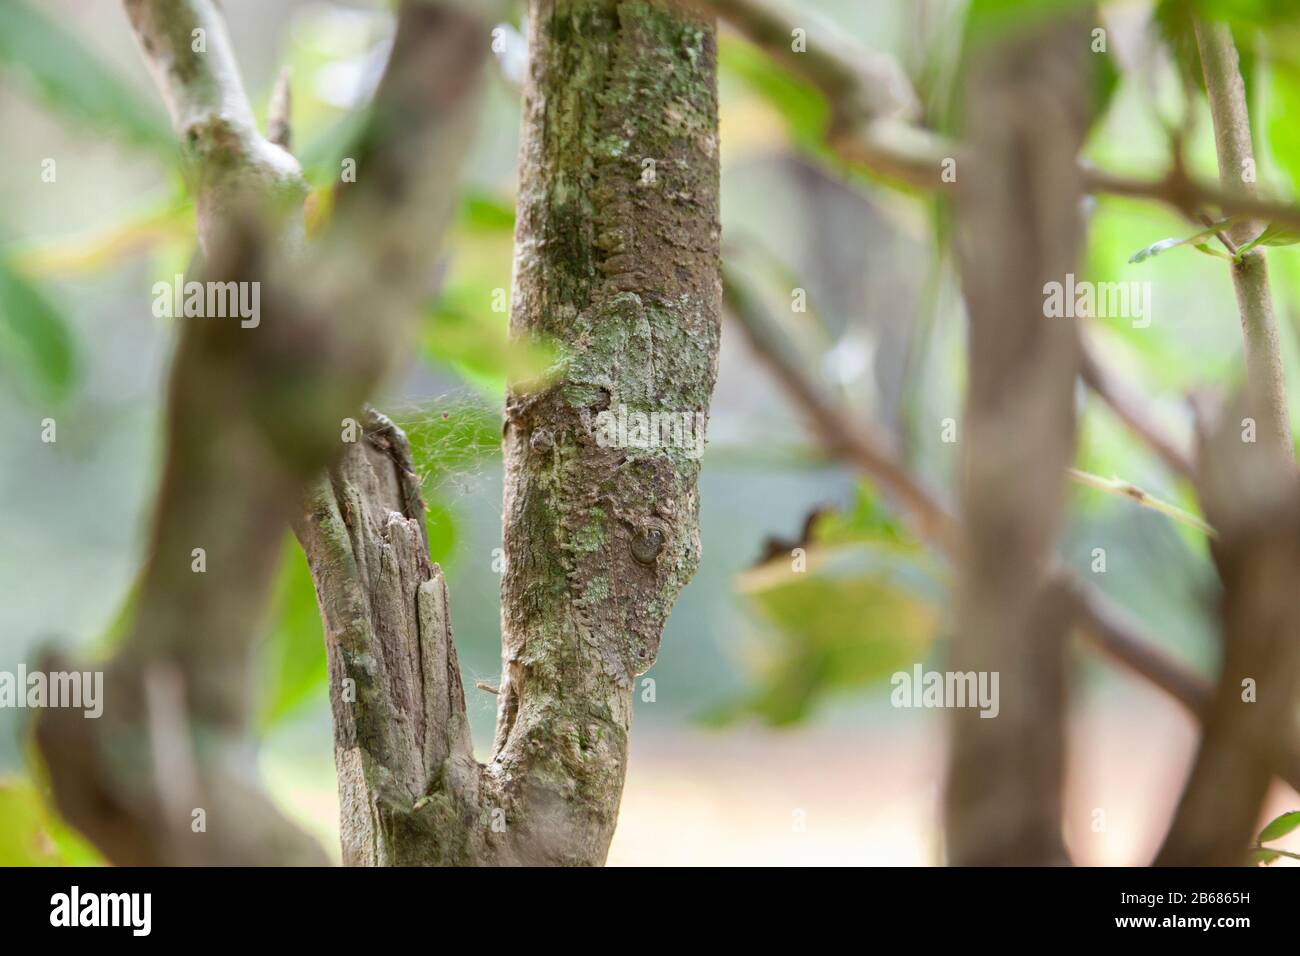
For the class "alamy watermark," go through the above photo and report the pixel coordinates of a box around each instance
[0,665,103,718]
[50,886,150,936]
[594,404,706,459]
[1043,273,1152,329]
[890,665,999,718]
[152,274,261,328]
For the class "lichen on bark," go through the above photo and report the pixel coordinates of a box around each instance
[492,0,722,863]
[295,0,721,866]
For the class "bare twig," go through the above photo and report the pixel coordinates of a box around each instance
[1068,468,1215,537]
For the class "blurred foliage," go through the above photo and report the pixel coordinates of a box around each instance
[1252,809,1300,864]
[422,191,557,395]
[0,253,78,402]
[716,485,944,726]
[8,0,1300,863]
[1267,64,1300,195]
[258,538,328,730]
[0,778,102,865]
[0,0,172,153]
[718,34,829,156]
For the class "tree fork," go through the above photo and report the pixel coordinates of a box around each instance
[295,0,722,865]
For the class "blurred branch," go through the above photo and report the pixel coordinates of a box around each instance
[721,265,959,554]
[120,0,303,250]
[691,0,1300,232]
[1157,399,1300,864]
[1193,19,1293,458]
[36,0,494,866]
[686,0,918,122]
[722,265,1300,797]
[1078,332,1195,479]
[1067,468,1215,537]
[944,17,1088,863]
[267,66,292,149]
[35,0,322,866]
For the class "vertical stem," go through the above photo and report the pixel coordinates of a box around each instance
[943,16,1089,865]
[493,0,721,864]
[1196,19,1293,458]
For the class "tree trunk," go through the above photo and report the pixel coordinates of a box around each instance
[943,16,1088,866]
[295,0,722,865]
[35,0,497,866]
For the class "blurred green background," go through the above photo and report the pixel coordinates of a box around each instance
[2,0,1300,864]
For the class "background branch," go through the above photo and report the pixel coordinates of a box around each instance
[1194,19,1294,459]
[693,0,1300,231]
[722,266,1300,798]
[1078,332,1195,479]
[36,0,496,866]
[1156,398,1300,864]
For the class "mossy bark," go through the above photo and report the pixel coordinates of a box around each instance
[295,0,720,865]
[493,0,720,864]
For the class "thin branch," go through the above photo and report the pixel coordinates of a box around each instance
[1195,19,1294,458]
[1068,468,1216,537]
[1250,844,1300,862]
[721,266,958,556]
[692,0,918,123]
[1078,332,1194,479]
[690,0,1300,232]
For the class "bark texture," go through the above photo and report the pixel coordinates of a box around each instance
[496,0,720,863]
[293,410,483,866]
[295,0,721,865]
[943,18,1089,866]
[35,0,494,866]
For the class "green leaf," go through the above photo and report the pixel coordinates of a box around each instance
[0,778,102,866]
[718,34,829,155]
[1258,809,1300,842]
[1190,0,1300,27]
[1267,62,1300,193]
[1236,222,1300,256]
[717,484,944,729]
[0,1,171,152]
[1193,242,1235,260]
[257,537,327,729]
[422,287,558,396]
[726,543,940,726]
[0,254,78,402]
[460,191,516,235]
[1251,848,1281,866]
[1128,222,1230,263]
[964,0,1096,46]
